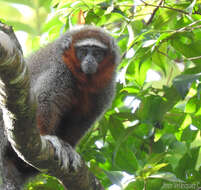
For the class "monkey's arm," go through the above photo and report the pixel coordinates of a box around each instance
[33,68,75,136]
[26,37,75,136]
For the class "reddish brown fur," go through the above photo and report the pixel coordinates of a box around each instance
[37,114,47,135]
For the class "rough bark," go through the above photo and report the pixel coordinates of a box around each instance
[0,22,104,190]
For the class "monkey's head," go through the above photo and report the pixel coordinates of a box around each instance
[60,25,120,91]
[74,38,108,74]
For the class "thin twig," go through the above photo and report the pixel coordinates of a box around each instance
[187,55,201,61]
[139,0,189,15]
[157,42,201,62]
[167,67,173,86]
[146,0,164,25]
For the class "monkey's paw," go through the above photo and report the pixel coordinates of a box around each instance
[41,135,82,172]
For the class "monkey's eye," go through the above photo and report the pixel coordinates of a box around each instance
[92,47,106,63]
[76,47,88,61]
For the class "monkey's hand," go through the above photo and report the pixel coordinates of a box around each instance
[41,135,81,171]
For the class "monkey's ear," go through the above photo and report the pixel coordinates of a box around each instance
[61,34,72,50]
[109,38,117,53]
[109,38,121,65]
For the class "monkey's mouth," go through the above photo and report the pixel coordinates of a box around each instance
[77,67,95,79]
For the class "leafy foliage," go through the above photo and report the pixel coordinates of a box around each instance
[1,0,201,189]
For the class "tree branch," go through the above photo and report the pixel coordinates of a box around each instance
[146,0,164,25]
[0,22,104,190]
[139,0,189,15]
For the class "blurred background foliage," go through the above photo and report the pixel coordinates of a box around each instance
[1,0,201,189]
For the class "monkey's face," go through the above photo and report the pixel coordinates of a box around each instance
[75,39,108,74]
[62,27,119,90]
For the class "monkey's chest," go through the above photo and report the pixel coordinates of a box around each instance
[57,89,102,145]
[72,89,97,118]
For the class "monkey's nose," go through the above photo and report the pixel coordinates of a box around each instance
[81,57,98,74]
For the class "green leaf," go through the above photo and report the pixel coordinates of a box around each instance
[134,58,151,87]
[104,171,123,187]
[149,172,184,183]
[85,10,100,24]
[185,97,197,113]
[26,174,64,190]
[99,117,109,141]
[112,126,138,162]
[156,33,173,45]
[153,8,177,30]
[192,116,201,130]
[179,114,192,130]
[195,147,201,171]
[142,163,168,177]
[114,144,139,172]
[148,153,167,165]
[171,33,201,65]
[124,180,144,190]
[186,0,196,14]
[190,132,201,149]
[152,42,168,75]
[136,93,176,124]
[181,127,197,143]
[173,73,201,98]
[42,16,63,33]
[109,116,125,141]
